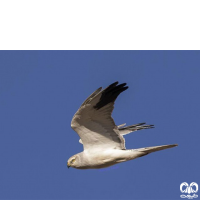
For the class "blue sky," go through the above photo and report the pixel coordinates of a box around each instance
[0,51,199,200]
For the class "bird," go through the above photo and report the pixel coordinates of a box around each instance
[67,81,177,169]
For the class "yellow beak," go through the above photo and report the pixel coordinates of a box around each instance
[67,162,70,168]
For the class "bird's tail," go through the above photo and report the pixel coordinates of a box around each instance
[135,144,178,156]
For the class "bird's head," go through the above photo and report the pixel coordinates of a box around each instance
[67,155,78,168]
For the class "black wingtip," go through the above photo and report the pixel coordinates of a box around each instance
[109,81,119,87]
[94,82,129,110]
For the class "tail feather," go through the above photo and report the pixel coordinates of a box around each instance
[136,144,178,154]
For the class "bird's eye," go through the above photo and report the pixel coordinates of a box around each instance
[71,158,75,164]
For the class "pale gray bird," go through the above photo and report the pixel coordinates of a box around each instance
[68,82,177,169]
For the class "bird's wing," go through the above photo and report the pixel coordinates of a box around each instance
[79,123,154,144]
[118,123,154,135]
[71,82,128,151]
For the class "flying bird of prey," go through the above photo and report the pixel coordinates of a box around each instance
[67,82,177,169]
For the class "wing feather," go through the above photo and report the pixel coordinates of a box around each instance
[118,123,154,135]
[71,82,128,151]
[79,122,154,144]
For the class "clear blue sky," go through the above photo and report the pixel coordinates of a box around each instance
[0,51,199,200]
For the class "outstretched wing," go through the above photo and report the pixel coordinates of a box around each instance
[71,82,128,151]
[79,122,154,144]
[118,123,154,135]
